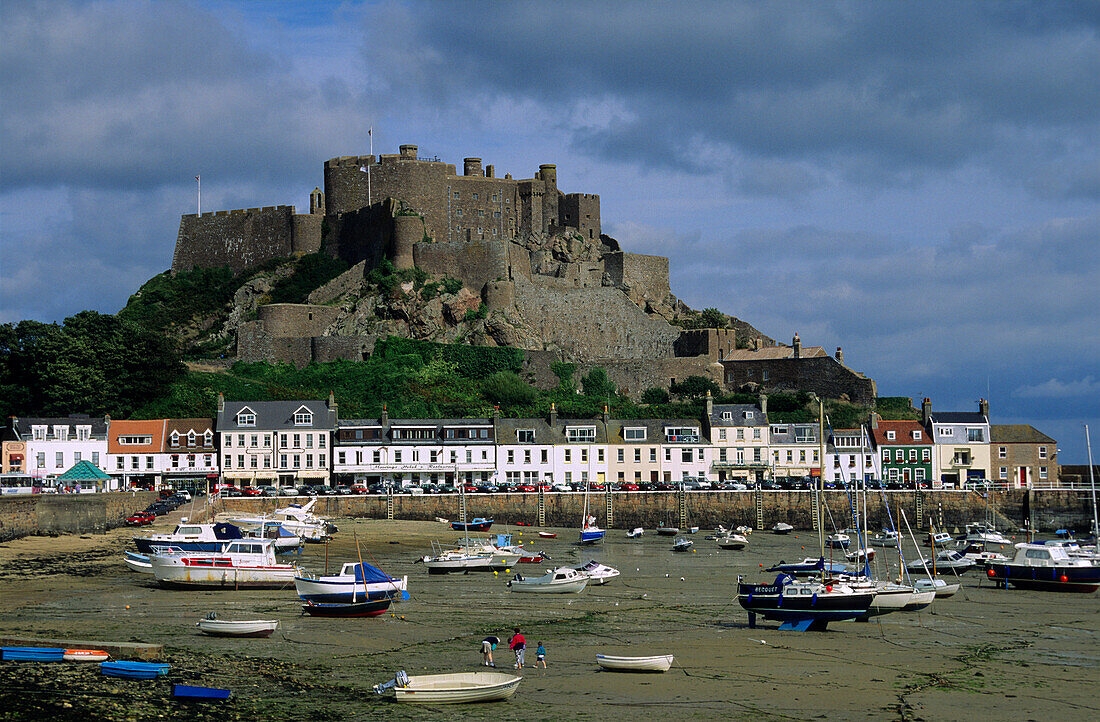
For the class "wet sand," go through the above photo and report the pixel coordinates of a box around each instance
[0,517,1097,721]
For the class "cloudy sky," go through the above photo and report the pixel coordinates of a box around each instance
[2,1,1098,461]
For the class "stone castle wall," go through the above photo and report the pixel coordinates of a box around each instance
[674,328,738,361]
[172,205,321,274]
[721,356,877,405]
[412,240,509,291]
[604,252,670,308]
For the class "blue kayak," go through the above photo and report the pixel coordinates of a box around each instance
[101,661,171,679]
[1,647,65,662]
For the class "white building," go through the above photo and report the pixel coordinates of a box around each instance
[13,415,110,487]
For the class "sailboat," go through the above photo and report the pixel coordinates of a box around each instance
[421,476,505,572]
[579,478,605,544]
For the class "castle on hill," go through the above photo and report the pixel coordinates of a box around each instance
[169,143,876,404]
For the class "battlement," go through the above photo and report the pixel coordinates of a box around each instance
[181,205,296,220]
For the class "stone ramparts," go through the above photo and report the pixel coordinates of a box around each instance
[0,492,158,541]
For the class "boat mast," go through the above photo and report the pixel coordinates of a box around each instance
[818,401,825,557]
[1087,425,1099,542]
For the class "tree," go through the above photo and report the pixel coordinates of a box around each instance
[482,371,538,407]
[670,375,720,400]
[581,367,615,399]
[641,387,670,405]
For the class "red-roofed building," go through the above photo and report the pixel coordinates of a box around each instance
[869,416,933,487]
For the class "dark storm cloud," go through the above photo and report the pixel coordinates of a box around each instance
[0,0,361,191]
[368,0,1099,195]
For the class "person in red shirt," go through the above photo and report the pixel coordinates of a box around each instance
[509,627,526,670]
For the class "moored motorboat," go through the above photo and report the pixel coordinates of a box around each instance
[737,574,875,630]
[869,530,900,547]
[373,670,522,703]
[826,533,851,549]
[766,557,848,576]
[595,654,673,672]
[986,542,1100,592]
[914,578,960,597]
[133,522,244,555]
[771,522,794,535]
[958,522,1011,547]
[125,547,184,574]
[507,567,588,593]
[418,545,499,574]
[575,560,620,585]
[924,531,953,547]
[672,537,694,552]
[196,614,279,638]
[626,527,644,538]
[451,517,493,532]
[716,531,748,550]
[230,499,335,543]
[294,562,408,603]
[150,539,300,589]
[906,549,975,574]
[844,546,875,564]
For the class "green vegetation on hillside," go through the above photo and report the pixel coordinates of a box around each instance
[267,253,349,304]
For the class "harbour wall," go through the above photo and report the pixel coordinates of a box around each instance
[217,490,1096,534]
[0,492,158,541]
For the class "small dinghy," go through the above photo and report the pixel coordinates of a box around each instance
[845,547,875,563]
[672,537,694,552]
[508,567,588,593]
[772,522,794,535]
[451,518,493,532]
[869,530,900,547]
[196,613,279,638]
[374,670,522,704]
[575,560,620,585]
[2,647,65,662]
[100,661,170,680]
[173,684,231,700]
[595,654,674,673]
[537,532,557,539]
[301,598,392,617]
[64,649,109,662]
[914,578,960,598]
[626,527,644,539]
[656,525,679,537]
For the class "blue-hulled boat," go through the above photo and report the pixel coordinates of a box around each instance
[737,573,875,631]
[134,522,243,554]
[451,518,493,532]
[301,597,393,618]
[100,661,171,679]
[766,557,849,576]
[1,647,65,661]
[986,542,1100,593]
[173,684,230,700]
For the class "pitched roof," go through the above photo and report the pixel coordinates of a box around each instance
[12,415,109,438]
[709,404,767,427]
[108,419,166,453]
[56,460,112,480]
[870,420,931,446]
[990,425,1056,444]
[929,411,987,425]
[217,400,336,431]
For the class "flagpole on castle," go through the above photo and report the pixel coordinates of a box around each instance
[195,175,201,215]
[368,126,373,206]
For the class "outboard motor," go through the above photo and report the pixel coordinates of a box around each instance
[373,670,410,694]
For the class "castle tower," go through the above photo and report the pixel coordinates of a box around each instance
[538,164,558,234]
[792,333,801,359]
[463,158,483,177]
[310,187,325,215]
[392,214,421,270]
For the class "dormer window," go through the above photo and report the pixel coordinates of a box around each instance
[203,430,213,447]
[743,411,754,420]
[721,411,733,420]
[170,431,180,447]
[912,430,922,440]
[53,425,68,440]
[187,431,196,445]
[885,431,896,440]
[517,429,535,443]
[939,427,953,436]
[294,407,313,426]
[237,408,256,427]
[32,426,46,441]
[566,426,596,443]
[623,428,646,441]
[76,426,91,441]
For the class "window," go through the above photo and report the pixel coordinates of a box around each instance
[92,451,99,466]
[56,452,64,468]
[698,448,705,461]
[939,427,953,436]
[32,427,46,441]
[624,428,646,441]
[882,449,890,461]
[293,434,301,448]
[914,468,925,481]
[754,448,762,462]
[617,448,624,463]
[306,454,313,468]
[224,455,231,468]
[753,428,761,440]
[453,191,459,199]
[581,449,588,463]
[204,430,213,447]
[224,435,232,448]
[35,452,45,468]
[650,448,657,462]
[541,450,548,464]
[237,455,244,468]
[721,411,733,420]
[338,451,346,465]
[634,448,641,463]
[885,431,896,440]
[293,455,301,469]
[118,436,153,445]
[250,456,258,469]
[250,434,258,448]
[799,450,806,463]
[1039,446,1047,459]
[736,428,744,440]
[507,450,515,463]
[665,427,699,442]
[318,435,326,448]
[566,427,596,443]
[597,449,605,463]
[171,455,180,468]
[999,467,1007,479]
[74,452,81,463]
[373,450,381,463]
[682,449,692,463]
[909,449,917,461]
[116,457,124,470]
[665,448,671,462]
[1039,467,1047,479]
[280,454,287,468]
[472,193,478,200]
[146,456,154,470]
[517,429,535,443]
[998,446,1006,459]
[967,428,983,442]
[294,410,313,426]
[564,449,571,463]
[719,429,726,440]
[238,434,245,447]
[305,435,313,449]
[237,411,255,427]
[524,450,532,464]
[204,454,212,466]
[319,454,326,467]
[912,430,922,440]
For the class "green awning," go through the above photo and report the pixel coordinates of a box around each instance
[56,460,112,481]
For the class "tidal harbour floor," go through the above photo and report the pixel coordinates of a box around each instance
[0,519,1097,721]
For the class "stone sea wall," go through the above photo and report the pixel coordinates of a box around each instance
[0,492,158,541]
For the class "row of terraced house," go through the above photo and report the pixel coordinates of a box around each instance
[2,393,1058,492]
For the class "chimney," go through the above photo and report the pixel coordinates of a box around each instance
[327,390,336,411]
[217,392,225,413]
[759,393,768,417]
[792,333,801,359]
[399,144,418,159]
[979,398,989,419]
[835,346,844,364]
[492,405,500,422]
[921,397,932,427]
[381,403,389,426]
[705,390,713,418]
[485,164,495,178]
[869,412,878,429]
[601,405,610,423]
[464,157,483,176]
[549,402,558,427]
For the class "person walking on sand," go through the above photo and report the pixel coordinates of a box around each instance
[536,641,547,669]
[509,627,526,670]
[482,635,499,667]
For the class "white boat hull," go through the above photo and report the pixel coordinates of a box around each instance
[596,654,673,672]
[915,578,960,597]
[196,619,279,637]
[294,574,407,601]
[509,577,588,593]
[392,672,521,704]
[151,557,299,588]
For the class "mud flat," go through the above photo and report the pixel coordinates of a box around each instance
[0,519,1097,721]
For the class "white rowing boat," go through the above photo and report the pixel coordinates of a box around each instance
[596,654,674,672]
[507,567,588,593]
[374,671,521,703]
[196,614,278,638]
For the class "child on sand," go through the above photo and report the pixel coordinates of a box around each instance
[482,635,499,667]
[536,641,547,668]
[509,627,526,670]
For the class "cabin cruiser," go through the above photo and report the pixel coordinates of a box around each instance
[907,549,976,574]
[294,562,408,603]
[149,538,300,588]
[454,534,524,568]
[133,522,244,554]
[573,560,620,585]
[229,499,335,543]
[507,567,589,593]
[737,574,875,630]
[957,523,1011,547]
[986,542,1100,592]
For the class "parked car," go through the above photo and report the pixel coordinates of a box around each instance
[240,486,262,497]
[350,484,369,494]
[258,485,278,497]
[335,485,353,495]
[278,486,297,496]
[516,484,537,493]
[620,482,640,491]
[125,511,156,526]
[654,482,676,491]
